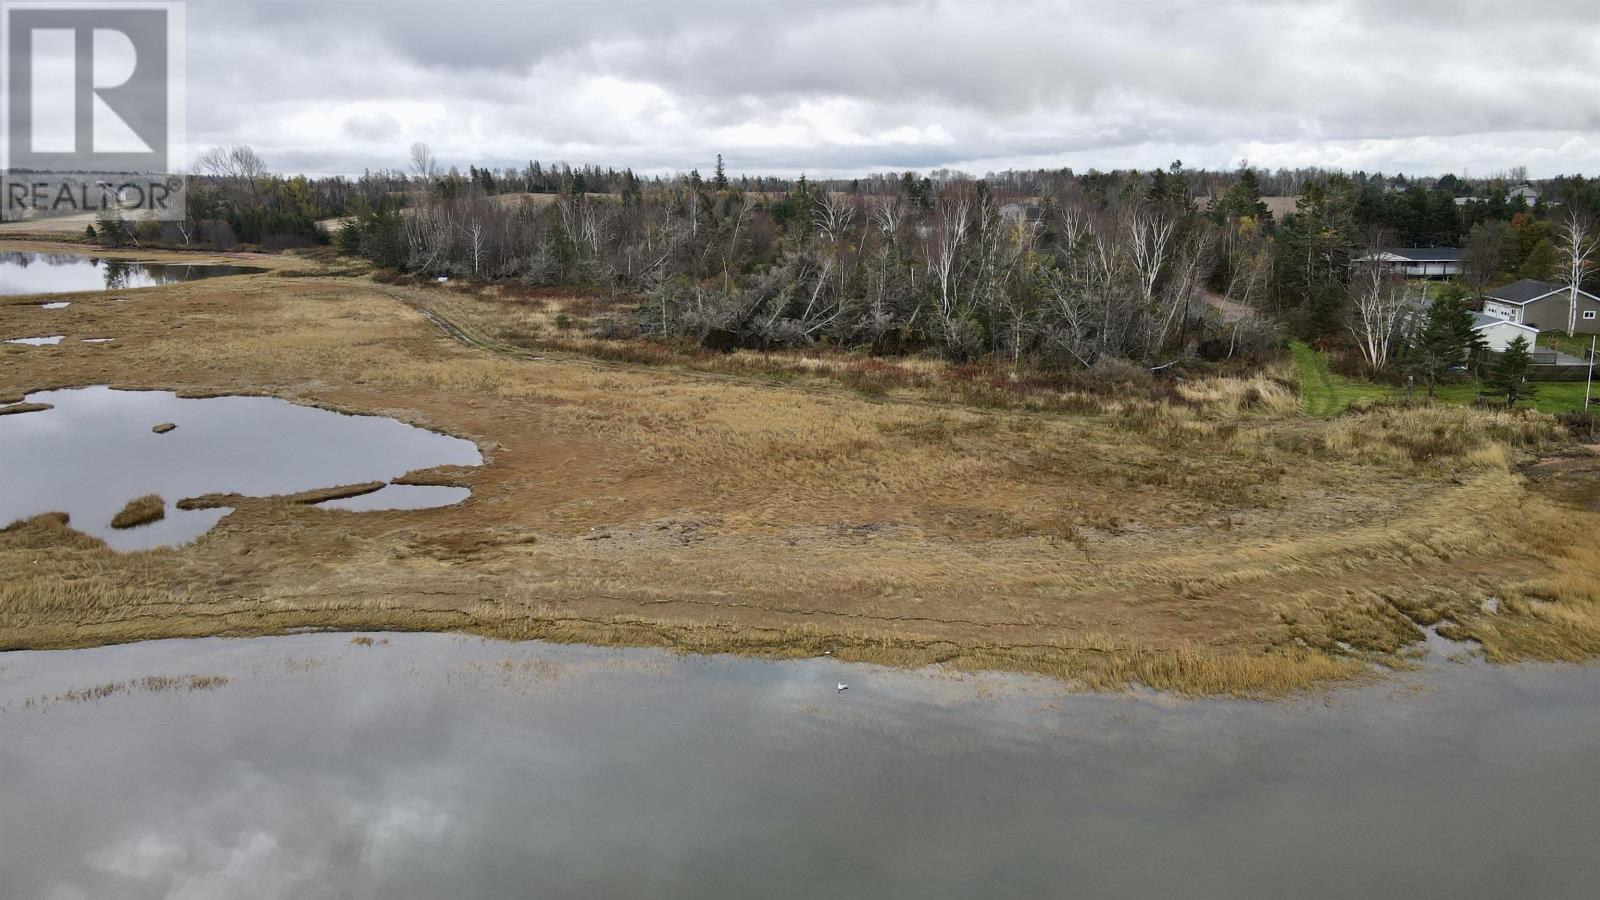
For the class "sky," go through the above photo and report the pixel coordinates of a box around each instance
[181,0,1600,179]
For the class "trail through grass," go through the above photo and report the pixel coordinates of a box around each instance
[1290,342,1386,415]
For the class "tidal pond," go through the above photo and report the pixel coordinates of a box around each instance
[0,251,264,296]
[0,386,482,549]
[0,632,1597,899]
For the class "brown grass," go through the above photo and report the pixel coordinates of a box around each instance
[152,422,176,434]
[177,481,386,510]
[0,402,51,416]
[4,241,1600,696]
[109,495,165,529]
[22,673,228,710]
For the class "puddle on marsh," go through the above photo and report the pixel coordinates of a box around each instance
[4,335,63,345]
[0,386,482,549]
[0,251,264,295]
[1,632,1598,899]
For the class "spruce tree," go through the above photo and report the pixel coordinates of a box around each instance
[1489,335,1537,407]
[1405,295,1483,395]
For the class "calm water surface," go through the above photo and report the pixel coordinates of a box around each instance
[0,251,263,295]
[0,387,481,549]
[1,633,1597,899]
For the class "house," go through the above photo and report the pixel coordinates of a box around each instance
[1508,183,1540,204]
[1481,279,1600,334]
[1354,247,1464,278]
[1472,312,1538,353]
[998,203,1044,226]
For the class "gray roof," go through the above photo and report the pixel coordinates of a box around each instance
[1473,312,1536,331]
[1484,279,1564,305]
[1383,247,1463,262]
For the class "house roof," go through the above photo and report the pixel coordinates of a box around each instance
[1483,279,1580,305]
[1381,247,1464,262]
[1472,312,1537,332]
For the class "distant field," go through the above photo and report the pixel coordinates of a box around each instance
[319,191,610,233]
[0,211,103,236]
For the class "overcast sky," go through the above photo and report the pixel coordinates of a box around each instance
[183,0,1600,179]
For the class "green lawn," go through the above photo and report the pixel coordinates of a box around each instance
[1288,341,1390,415]
[1289,341,1595,416]
[1536,330,1599,359]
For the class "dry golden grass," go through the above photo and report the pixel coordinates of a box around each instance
[3,243,1600,695]
[22,673,228,710]
[0,402,51,416]
[109,495,164,529]
[152,422,176,434]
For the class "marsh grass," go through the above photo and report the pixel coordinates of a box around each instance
[178,481,386,510]
[392,466,474,487]
[109,495,165,529]
[23,674,228,710]
[0,402,50,416]
[1324,403,1564,470]
[152,422,176,434]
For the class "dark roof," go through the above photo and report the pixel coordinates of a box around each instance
[1383,247,1463,262]
[1484,279,1563,305]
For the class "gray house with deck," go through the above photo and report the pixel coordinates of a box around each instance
[1355,247,1463,278]
[1481,279,1600,335]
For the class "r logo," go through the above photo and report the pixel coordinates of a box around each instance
[6,6,169,171]
[0,2,184,221]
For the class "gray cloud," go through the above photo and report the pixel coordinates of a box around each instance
[179,0,1600,177]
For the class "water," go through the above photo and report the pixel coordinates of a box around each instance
[4,335,63,345]
[0,251,264,295]
[0,633,1596,899]
[0,387,482,549]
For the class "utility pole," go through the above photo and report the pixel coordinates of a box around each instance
[1587,335,1597,410]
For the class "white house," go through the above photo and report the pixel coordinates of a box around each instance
[1508,183,1540,204]
[1354,247,1464,278]
[1472,312,1538,353]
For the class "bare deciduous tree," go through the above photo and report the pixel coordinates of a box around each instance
[1347,255,1412,371]
[1559,211,1598,336]
[194,144,269,206]
[409,142,438,187]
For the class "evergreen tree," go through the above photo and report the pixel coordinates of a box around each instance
[713,154,727,191]
[1489,335,1537,407]
[1405,295,1482,395]
[1210,168,1269,224]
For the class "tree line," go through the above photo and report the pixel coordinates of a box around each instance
[119,144,1600,380]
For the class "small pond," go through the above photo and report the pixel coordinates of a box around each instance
[0,251,265,295]
[0,386,481,549]
[1,632,1598,898]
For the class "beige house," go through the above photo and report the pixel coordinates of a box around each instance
[1472,313,1538,352]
